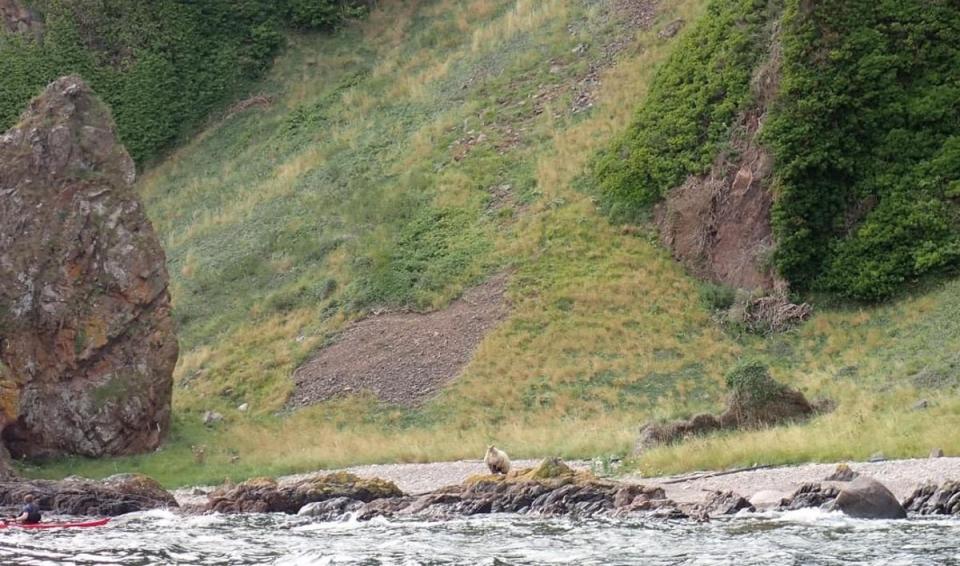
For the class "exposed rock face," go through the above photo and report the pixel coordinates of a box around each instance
[0,76,177,458]
[828,476,906,519]
[902,481,960,516]
[0,473,177,516]
[655,34,782,292]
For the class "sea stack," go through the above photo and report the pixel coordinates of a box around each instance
[0,76,177,458]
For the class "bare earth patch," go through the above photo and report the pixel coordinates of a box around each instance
[287,274,509,409]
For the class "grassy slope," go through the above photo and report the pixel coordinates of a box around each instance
[20,0,960,486]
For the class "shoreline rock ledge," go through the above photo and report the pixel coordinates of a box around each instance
[201,458,690,521]
[0,76,177,459]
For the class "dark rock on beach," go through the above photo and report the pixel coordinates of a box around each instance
[0,473,177,516]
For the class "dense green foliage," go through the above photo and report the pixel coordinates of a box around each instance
[592,0,780,220]
[768,0,960,300]
[724,359,783,404]
[597,0,960,301]
[0,0,367,163]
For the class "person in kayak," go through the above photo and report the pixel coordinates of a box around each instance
[15,494,41,524]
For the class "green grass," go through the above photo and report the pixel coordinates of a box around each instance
[18,0,960,487]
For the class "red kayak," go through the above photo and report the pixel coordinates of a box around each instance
[0,518,110,529]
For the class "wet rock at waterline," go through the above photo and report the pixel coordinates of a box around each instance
[828,476,906,519]
[903,481,960,516]
[0,76,177,459]
[778,476,906,519]
[777,483,841,511]
[205,459,688,521]
[206,473,404,514]
[697,490,755,516]
[0,473,177,516]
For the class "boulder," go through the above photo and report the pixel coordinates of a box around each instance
[657,19,685,39]
[824,463,858,482]
[829,476,906,519]
[0,474,176,516]
[0,76,177,458]
[202,411,224,426]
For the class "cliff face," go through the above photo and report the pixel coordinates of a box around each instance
[0,76,177,459]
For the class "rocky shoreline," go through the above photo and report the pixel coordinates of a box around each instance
[8,457,960,523]
[167,456,960,522]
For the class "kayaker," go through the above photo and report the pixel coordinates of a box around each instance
[15,494,41,525]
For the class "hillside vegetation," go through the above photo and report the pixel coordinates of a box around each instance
[0,0,367,163]
[18,0,960,486]
[597,0,960,300]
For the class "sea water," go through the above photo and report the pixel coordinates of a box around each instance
[0,508,958,565]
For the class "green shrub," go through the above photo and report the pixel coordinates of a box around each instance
[288,0,368,30]
[767,0,960,300]
[698,282,737,312]
[592,0,781,220]
[724,359,784,404]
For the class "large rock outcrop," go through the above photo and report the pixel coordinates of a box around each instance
[0,473,177,516]
[0,76,177,458]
